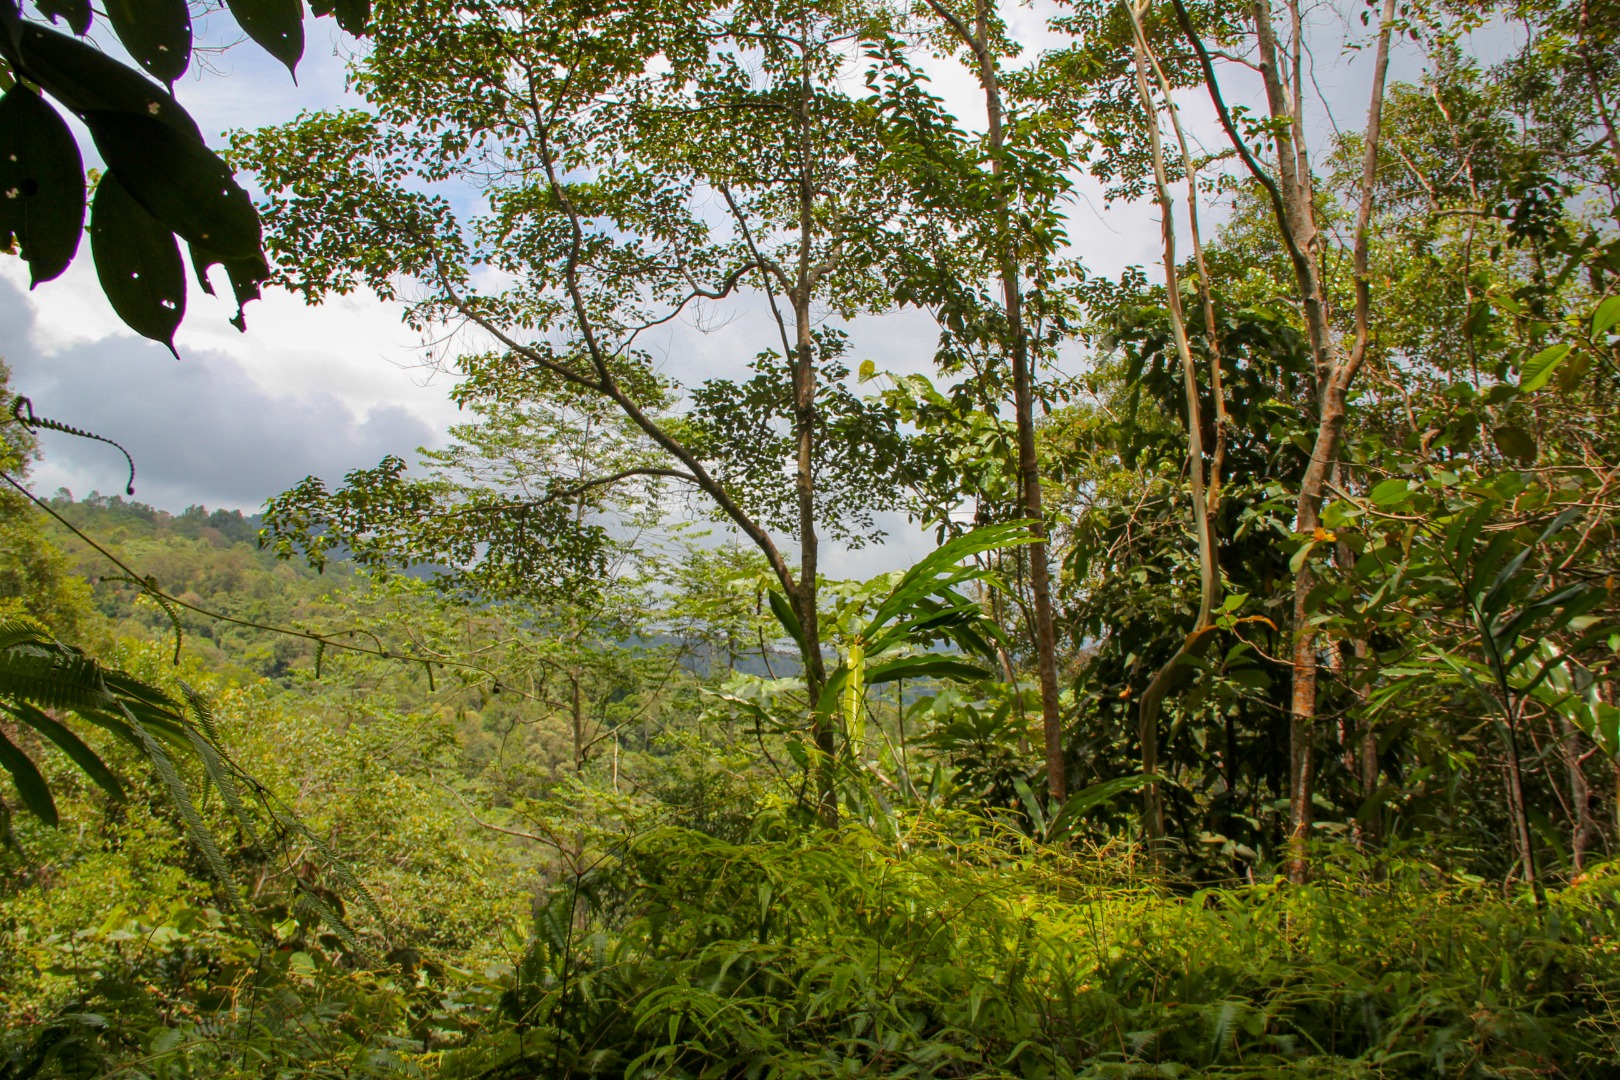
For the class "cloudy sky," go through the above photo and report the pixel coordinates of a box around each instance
[1,2,1446,576]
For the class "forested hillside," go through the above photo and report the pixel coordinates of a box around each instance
[4,0,1620,1073]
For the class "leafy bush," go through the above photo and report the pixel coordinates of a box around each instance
[461,820,1620,1078]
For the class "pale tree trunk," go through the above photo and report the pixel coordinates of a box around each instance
[1560,716,1595,870]
[1243,0,1397,882]
[1127,2,1223,854]
[926,0,1068,802]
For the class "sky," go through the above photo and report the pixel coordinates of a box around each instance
[0,1,1447,578]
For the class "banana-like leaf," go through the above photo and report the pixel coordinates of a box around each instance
[865,655,993,685]
[1044,775,1154,841]
[865,521,1036,636]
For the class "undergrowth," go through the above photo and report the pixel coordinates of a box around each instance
[448,818,1620,1078]
[7,809,1618,1077]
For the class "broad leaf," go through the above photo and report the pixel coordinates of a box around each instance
[1492,424,1536,463]
[13,21,202,139]
[767,589,808,656]
[1044,775,1154,840]
[190,243,268,330]
[4,701,125,802]
[1593,295,1620,339]
[91,171,186,354]
[308,0,370,35]
[103,0,191,85]
[226,0,305,76]
[0,85,84,285]
[865,655,993,685]
[35,0,92,36]
[84,110,261,259]
[1518,343,1572,393]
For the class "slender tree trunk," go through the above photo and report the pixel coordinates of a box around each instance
[1352,638,1380,847]
[793,50,835,823]
[570,674,585,773]
[1252,0,1396,882]
[1560,716,1594,870]
[1502,725,1538,887]
[928,0,1068,801]
[1128,2,1221,854]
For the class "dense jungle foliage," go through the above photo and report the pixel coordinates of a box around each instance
[4,0,1620,1073]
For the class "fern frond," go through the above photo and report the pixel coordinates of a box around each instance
[177,683,259,854]
[119,703,242,910]
[275,811,386,931]
[0,637,116,714]
[294,879,372,964]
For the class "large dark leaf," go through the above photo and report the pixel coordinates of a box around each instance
[12,21,201,139]
[309,0,370,35]
[104,0,191,85]
[35,0,93,37]
[84,110,261,259]
[226,0,305,76]
[0,85,84,285]
[0,727,58,826]
[1492,424,1537,463]
[91,171,185,354]
[190,243,268,330]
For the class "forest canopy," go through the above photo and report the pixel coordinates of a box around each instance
[3,0,1620,1074]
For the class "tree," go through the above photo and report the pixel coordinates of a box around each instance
[238,0,969,820]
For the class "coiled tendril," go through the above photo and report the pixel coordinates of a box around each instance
[9,396,137,495]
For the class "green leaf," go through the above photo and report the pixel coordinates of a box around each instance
[0,85,84,285]
[1289,539,1317,575]
[1518,343,1573,393]
[4,701,125,802]
[1492,424,1536,463]
[308,0,370,34]
[91,171,186,354]
[119,703,240,908]
[1044,775,1153,840]
[767,589,808,656]
[0,727,58,826]
[226,0,305,77]
[1012,776,1047,834]
[14,21,202,139]
[84,110,261,259]
[866,522,1035,636]
[34,0,92,39]
[1593,296,1620,339]
[865,655,992,685]
[103,0,192,85]
[1369,478,1411,507]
